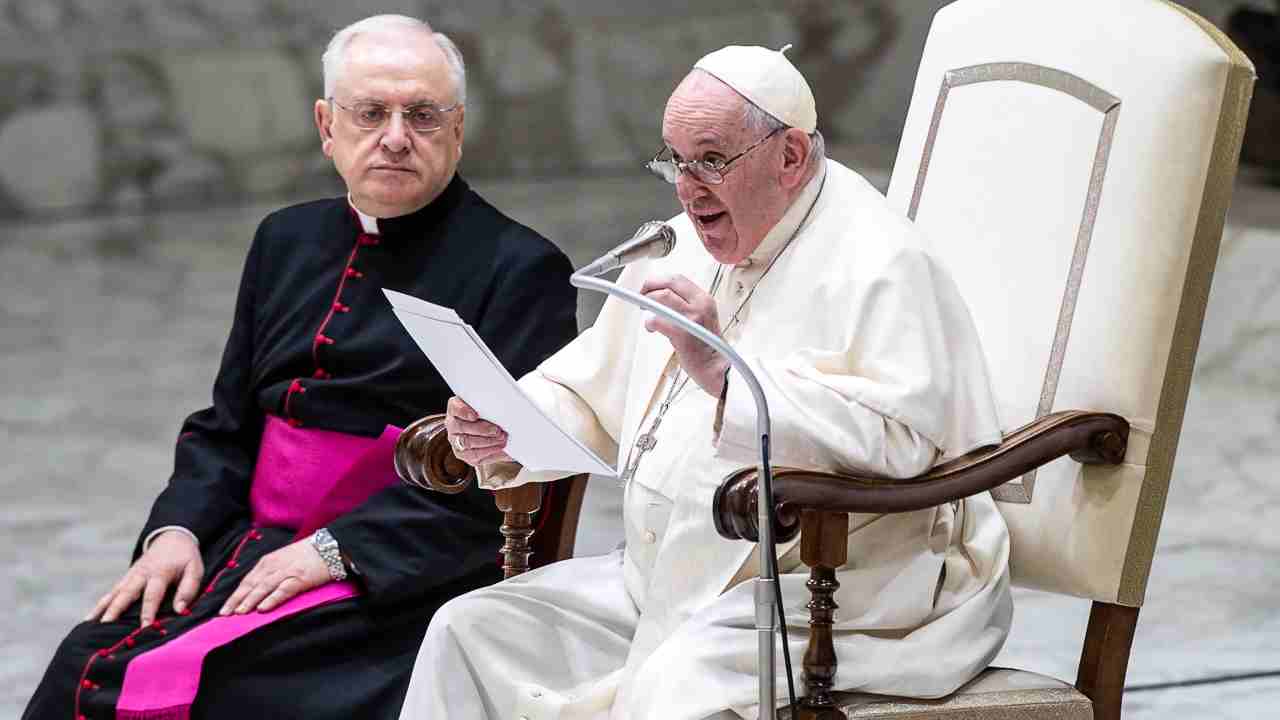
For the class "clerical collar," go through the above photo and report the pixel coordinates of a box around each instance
[349,199,380,234]
[345,173,467,238]
[740,158,828,267]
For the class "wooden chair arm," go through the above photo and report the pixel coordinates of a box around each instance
[713,409,1129,543]
[393,413,474,494]
[393,413,564,578]
[713,410,1129,718]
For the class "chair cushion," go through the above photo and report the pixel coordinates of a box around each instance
[806,667,1092,719]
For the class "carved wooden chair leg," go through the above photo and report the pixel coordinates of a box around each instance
[795,509,849,720]
[1075,601,1140,720]
[495,483,543,578]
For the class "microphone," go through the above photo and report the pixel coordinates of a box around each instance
[574,221,677,277]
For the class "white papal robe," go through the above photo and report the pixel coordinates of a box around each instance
[400,159,1013,720]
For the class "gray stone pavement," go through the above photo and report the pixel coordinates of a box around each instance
[2,159,1278,717]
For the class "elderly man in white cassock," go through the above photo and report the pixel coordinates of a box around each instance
[400,45,1013,720]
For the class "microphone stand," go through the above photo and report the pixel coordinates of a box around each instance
[571,271,793,719]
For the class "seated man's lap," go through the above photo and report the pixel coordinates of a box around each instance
[432,549,638,655]
[25,524,485,720]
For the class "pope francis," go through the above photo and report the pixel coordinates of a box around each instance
[400,45,1013,720]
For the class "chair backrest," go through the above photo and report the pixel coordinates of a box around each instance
[886,0,1254,606]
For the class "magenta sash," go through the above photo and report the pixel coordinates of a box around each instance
[250,415,402,535]
[116,416,402,720]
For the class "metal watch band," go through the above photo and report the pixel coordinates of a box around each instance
[311,528,348,582]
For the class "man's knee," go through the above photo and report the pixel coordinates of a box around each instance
[424,587,505,644]
[23,621,119,719]
[47,619,117,669]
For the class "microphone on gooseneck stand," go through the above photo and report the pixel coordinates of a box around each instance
[570,221,794,719]
[574,221,677,278]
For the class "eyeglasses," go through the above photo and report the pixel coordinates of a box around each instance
[646,126,784,185]
[328,98,460,134]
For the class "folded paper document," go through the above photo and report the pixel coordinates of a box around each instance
[384,289,616,476]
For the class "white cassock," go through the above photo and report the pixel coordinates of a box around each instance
[400,159,1013,720]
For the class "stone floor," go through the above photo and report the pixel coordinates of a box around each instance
[2,157,1277,717]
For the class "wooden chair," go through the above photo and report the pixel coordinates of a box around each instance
[394,413,588,578]
[715,1,1255,718]
[396,1,1255,718]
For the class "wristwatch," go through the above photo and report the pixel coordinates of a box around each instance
[310,528,348,582]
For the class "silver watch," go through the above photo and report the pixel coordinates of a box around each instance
[310,528,348,581]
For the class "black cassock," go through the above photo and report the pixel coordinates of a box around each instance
[24,174,579,720]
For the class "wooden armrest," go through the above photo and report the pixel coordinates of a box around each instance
[713,410,1128,543]
[394,413,475,494]
[713,410,1128,717]
[393,413,561,578]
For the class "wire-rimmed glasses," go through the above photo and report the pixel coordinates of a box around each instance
[646,126,784,185]
[328,98,460,134]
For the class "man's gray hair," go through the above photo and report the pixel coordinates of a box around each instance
[742,100,825,170]
[321,14,467,105]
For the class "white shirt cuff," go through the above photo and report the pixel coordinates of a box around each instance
[142,525,200,553]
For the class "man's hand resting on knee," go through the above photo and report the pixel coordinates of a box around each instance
[220,539,331,616]
[88,530,203,628]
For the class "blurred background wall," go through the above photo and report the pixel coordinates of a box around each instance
[2,1,1278,717]
[0,0,1254,222]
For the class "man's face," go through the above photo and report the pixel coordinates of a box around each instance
[661,72,788,265]
[314,31,464,218]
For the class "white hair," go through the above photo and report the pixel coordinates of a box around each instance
[321,14,467,105]
[742,99,825,171]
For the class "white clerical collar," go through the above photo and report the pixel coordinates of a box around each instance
[348,195,381,235]
[741,158,828,267]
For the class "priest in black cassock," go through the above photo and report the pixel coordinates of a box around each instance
[23,14,578,720]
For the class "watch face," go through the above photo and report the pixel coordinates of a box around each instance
[312,530,346,580]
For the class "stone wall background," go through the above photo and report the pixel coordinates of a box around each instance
[0,0,1256,220]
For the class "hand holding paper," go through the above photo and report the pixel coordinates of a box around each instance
[443,396,512,467]
[383,289,615,476]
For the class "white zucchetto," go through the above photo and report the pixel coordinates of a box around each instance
[693,44,817,133]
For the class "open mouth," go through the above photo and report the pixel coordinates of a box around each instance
[693,210,728,228]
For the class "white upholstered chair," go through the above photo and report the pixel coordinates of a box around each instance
[397,1,1255,718]
[714,1,1256,718]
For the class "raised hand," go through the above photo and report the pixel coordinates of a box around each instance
[640,273,730,396]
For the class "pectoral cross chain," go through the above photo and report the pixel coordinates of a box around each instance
[620,380,684,483]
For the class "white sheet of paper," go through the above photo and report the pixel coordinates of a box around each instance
[384,289,616,476]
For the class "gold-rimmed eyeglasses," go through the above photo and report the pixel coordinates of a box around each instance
[646,126,784,185]
[328,98,460,134]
